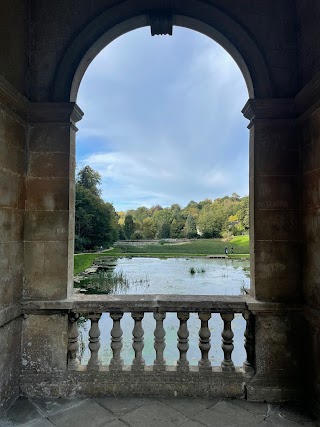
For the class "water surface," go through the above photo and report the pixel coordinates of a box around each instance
[79,257,250,366]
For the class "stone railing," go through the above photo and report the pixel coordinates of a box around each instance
[20,294,304,400]
[67,295,255,375]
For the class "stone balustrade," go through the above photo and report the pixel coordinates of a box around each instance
[65,295,255,374]
[20,295,303,399]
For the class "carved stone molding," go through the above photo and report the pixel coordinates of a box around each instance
[295,70,320,120]
[0,75,29,119]
[149,12,173,36]
[27,102,84,124]
[242,98,296,122]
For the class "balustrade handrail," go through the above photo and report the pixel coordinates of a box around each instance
[22,294,249,314]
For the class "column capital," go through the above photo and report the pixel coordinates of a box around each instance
[242,98,296,122]
[27,102,83,124]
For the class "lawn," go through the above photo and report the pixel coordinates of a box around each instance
[74,236,250,274]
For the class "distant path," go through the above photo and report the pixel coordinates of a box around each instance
[74,248,114,256]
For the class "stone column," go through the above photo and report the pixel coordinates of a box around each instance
[24,103,83,300]
[242,99,300,303]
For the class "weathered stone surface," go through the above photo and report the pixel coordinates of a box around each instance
[30,397,87,416]
[21,314,68,373]
[193,400,265,426]
[159,397,218,418]
[20,369,245,399]
[48,400,116,427]
[1,397,317,426]
[0,318,22,416]
[23,241,70,300]
[121,400,188,426]
[96,396,150,415]
[1,398,42,426]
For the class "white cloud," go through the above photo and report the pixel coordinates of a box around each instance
[76,27,249,211]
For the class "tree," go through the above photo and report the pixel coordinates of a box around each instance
[158,221,171,239]
[124,214,135,239]
[170,218,184,238]
[77,165,102,196]
[141,218,157,239]
[75,186,118,250]
[75,165,118,251]
[184,214,198,238]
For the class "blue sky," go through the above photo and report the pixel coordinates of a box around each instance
[76,27,249,212]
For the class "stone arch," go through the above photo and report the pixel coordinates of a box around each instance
[51,1,273,101]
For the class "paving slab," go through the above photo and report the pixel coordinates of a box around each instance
[24,420,55,427]
[265,412,316,426]
[121,400,188,426]
[48,399,116,427]
[101,420,127,427]
[1,398,43,426]
[227,399,268,416]
[30,397,88,416]
[193,400,265,427]
[179,420,207,427]
[278,403,316,424]
[159,398,219,418]
[95,396,150,415]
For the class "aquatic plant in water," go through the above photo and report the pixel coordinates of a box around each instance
[75,269,130,294]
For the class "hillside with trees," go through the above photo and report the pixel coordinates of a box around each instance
[75,166,249,250]
[118,193,249,240]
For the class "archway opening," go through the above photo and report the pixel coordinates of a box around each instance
[74,26,250,367]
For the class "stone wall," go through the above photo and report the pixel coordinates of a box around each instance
[297,1,320,417]
[297,1,320,88]
[0,97,26,413]
[27,0,298,101]
[0,1,27,94]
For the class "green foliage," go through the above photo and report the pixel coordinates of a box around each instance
[189,267,196,275]
[124,214,135,239]
[184,214,198,238]
[157,221,171,239]
[75,166,118,251]
[77,165,102,196]
[121,194,249,240]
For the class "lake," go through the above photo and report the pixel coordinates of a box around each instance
[78,257,250,367]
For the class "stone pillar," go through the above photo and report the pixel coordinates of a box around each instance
[24,103,83,300]
[242,99,300,303]
[246,302,304,402]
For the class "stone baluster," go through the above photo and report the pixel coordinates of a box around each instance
[68,313,80,369]
[110,312,123,370]
[177,312,189,371]
[132,312,145,370]
[198,313,211,371]
[87,313,101,370]
[221,312,235,371]
[243,309,255,374]
[153,312,166,371]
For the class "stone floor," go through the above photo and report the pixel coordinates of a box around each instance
[0,397,317,427]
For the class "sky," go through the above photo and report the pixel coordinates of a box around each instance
[76,27,249,212]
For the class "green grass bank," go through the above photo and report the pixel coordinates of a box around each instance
[74,236,250,274]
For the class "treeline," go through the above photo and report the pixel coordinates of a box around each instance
[118,193,249,240]
[75,165,249,250]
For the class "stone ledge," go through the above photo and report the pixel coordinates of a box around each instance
[20,369,245,399]
[0,304,22,328]
[21,294,248,314]
[246,375,302,403]
[0,76,29,119]
[296,69,320,119]
[21,295,304,315]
